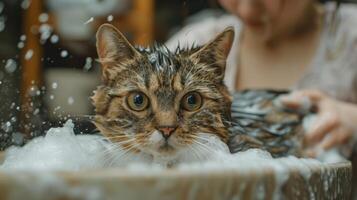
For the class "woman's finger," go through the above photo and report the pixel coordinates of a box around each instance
[305,112,339,144]
[319,128,352,150]
[278,89,324,112]
[293,89,325,103]
[318,131,339,150]
[278,95,312,112]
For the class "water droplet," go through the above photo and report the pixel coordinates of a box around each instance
[50,94,55,100]
[39,24,52,43]
[38,13,49,23]
[28,86,39,96]
[25,49,34,60]
[4,59,17,73]
[17,42,25,49]
[33,108,40,115]
[52,82,58,89]
[21,0,31,9]
[50,34,59,44]
[67,96,74,105]
[60,50,68,58]
[54,106,61,112]
[20,35,26,41]
[107,15,114,22]
[83,57,93,71]
[2,121,12,133]
[84,17,94,25]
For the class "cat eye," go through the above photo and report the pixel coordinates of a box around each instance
[181,92,202,111]
[127,92,149,111]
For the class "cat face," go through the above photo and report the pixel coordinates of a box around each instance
[92,24,234,159]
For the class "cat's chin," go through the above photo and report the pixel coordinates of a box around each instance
[158,143,175,154]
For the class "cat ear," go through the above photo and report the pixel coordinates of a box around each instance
[96,23,140,68]
[190,27,234,81]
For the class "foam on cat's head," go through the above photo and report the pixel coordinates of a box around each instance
[91,24,235,159]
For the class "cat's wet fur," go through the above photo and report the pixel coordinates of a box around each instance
[92,24,234,166]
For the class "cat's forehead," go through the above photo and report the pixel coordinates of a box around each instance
[136,44,176,73]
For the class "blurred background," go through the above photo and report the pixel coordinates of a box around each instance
[0,0,356,150]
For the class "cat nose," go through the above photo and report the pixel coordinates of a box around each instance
[157,126,177,140]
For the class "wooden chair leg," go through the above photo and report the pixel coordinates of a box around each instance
[20,0,43,135]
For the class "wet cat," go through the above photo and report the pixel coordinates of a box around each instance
[91,24,304,167]
[91,24,234,166]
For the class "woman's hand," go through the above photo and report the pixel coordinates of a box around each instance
[279,90,357,157]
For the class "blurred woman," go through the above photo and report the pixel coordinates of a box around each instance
[167,0,357,154]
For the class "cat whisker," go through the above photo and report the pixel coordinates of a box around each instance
[100,142,137,167]
[97,141,132,158]
[187,134,211,141]
[189,142,211,161]
[190,139,214,154]
[98,145,123,165]
[187,145,202,161]
[108,142,142,167]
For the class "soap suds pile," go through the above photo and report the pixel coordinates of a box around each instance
[1,120,107,171]
[0,120,349,200]
[0,119,345,173]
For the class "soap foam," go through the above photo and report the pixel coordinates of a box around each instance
[0,120,340,173]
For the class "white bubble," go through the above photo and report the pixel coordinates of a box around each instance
[17,42,25,49]
[20,35,26,41]
[54,106,61,111]
[5,59,17,73]
[39,24,52,43]
[50,95,55,100]
[84,17,94,25]
[50,35,59,44]
[33,108,40,115]
[11,117,17,122]
[60,50,68,58]
[21,0,31,9]
[36,90,41,96]
[2,121,12,132]
[25,49,34,60]
[52,82,58,89]
[29,86,39,97]
[38,13,49,23]
[67,96,74,105]
[83,57,93,71]
[107,15,114,22]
